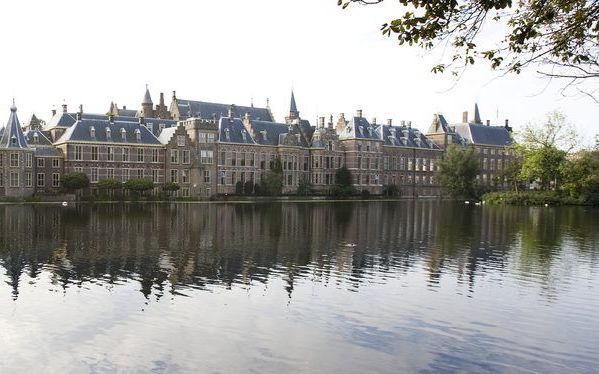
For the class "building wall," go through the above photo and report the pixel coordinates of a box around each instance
[0,150,35,198]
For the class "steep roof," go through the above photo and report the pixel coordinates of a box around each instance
[176,99,273,122]
[54,118,161,145]
[157,127,177,144]
[381,124,440,149]
[452,123,512,146]
[0,103,29,149]
[24,129,53,146]
[142,85,153,104]
[289,91,298,115]
[45,112,176,137]
[428,113,450,134]
[339,116,384,140]
[218,117,256,145]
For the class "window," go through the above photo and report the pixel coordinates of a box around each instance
[26,172,32,187]
[26,153,32,168]
[177,135,186,146]
[170,169,178,183]
[122,148,129,162]
[137,148,144,162]
[52,158,60,168]
[201,150,213,164]
[10,153,19,167]
[37,158,45,168]
[136,169,143,178]
[152,169,160,183]
[203,170,210,183]
[37,173,45,187]
[74,167,83,173]
[91,146,99,161]
[122,169,129,182]
[182,150,190,164]
[207,133,216,143]
[152,149,159,163]
[135,129,141,142]
[181,170,189,183]
[0,172,2,187]
[107,168,114,179]
[74,146,83,161]
[181,187,190,197]
[170,149,179,164]
[91,168,98,182]
[10,172,19,187]
[107,147,114,161]
[121,128,127,141]
[198,133,207,143]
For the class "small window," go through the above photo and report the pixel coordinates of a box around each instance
[135,129,142,142]
[121,128,127,141]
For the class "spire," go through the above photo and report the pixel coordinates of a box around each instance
[474,103,482,124]
[0,101,29,148]
[289,90,299,116]
[142,84,153,105]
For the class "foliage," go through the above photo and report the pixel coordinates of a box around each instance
[96,178,122,190]
[124,179,154,193]
[235,181,244,195]
[383,184,400,196]
[297,175,313,196]
[261,159,283,196]
[162,182,180,192]
[484,191,585,206]
[244,180,255,195]
[437,145,480,199]
[332,166,355,197]
[562,149,599,203]
[496,145,525,192]
[338,0,599,99]
[61,172,89,192]
[518,111,579,152]
[519,146,566,190]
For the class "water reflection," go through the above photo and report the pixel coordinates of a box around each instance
[1,202,597,301]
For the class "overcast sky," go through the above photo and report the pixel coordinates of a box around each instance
[1,0,597,146]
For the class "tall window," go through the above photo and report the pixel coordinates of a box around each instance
[26,153,32,168]
[91,146,99,161]
[10,153,19,167]
[107,147,114,161]
[37,158,45,168]
[107,168,114,179]
[137,148,144,162]
[201,150,213,164]
[122,148,129,162]
[74,146,83,161]
[152,169,160,183]
[152,149,159,163]
[91,168,98,182]
[37,173,45,187]
[0,172,3,187]
[26,172,32,187]
[170,149,179,164]
[177,135,186,146]
[52,158,60,168]
[10,172,19,187]
[203,170,210,183]
[182,150,190,164]
[170,169,178,183]
[181,170,189,183]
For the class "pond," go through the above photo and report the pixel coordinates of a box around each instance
[0,201,598,373]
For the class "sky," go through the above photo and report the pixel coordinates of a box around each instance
[0,0,597,146]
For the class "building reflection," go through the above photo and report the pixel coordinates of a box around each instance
[0,202,597,300]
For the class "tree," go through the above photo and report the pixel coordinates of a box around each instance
[562,149,599,202]
[61,172,89,193]
[260,157,284,196]
[520,146,566,190]
[163,182,180,193]
[496,151,524,192]
[332,166,355,196]
[124,178,154,196]
[437,145,480,199]
[339,0,599,100]
[244,180,255,195]
[383,184,400,196]
[97,178,123,199]
[297,175,313,196]
[235,181,244,195]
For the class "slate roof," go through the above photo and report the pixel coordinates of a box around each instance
[218,117,256,145]
[24,129,53,146]
[381,124,440,149]
[428,113,450,134]
[54,118,162,145]
[289,91,298,115]
[0,103,29,149]
[45,112,177,137]
[252,120,310,147]
[142,86,153,104]
[176,99,273,122]
[452,123,512,146]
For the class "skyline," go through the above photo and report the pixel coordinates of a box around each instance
[1,0,597,146]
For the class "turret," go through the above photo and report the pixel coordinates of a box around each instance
[141,84,154,118]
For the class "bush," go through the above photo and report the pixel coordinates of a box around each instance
[483,191,585,206]
[163,182,180,192]
[244,181,255,195]
[235,181,244,195]
[383,184,400,196]
[61,172,90,192]
[97,178,122,190]
[124,179,154,196]
[360,189,371,198]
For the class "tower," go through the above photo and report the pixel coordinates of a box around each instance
[141,84,154,118]
[285,91,300,124]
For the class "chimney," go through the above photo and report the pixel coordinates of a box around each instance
[462,111,468,123]
[407,121,412,128]
[51,109,57,116]
[160,92,165,106]
[123,105,127,110]
[504,119,512,132]
[172,90,177,99]
[76,104,83,120]
[486,119,490,126]
[228,104,236,118]
[243,112,252,125]
[357,109,363,118]
[139,116,145,125]
[401,120,406,127]
[328,114,334,129]
[108,114,115,123]
[387,119,393,126]
[372,117,377,125]
[319,117,325,128]
[62,103,68,113]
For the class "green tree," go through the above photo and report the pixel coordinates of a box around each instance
[339,1,598,99]
[520,146,566,190]
[297,175,313,196]
[437,145,480,199]
[383,184,400,196]
[163,182,180,192]
[562,149,599,202]
[235,181,244,195]
[332,166,355,196]
[124,178,154,196]
[61,172,90,193]
[97,178,123,199]
[244,180,255,195]
[261,170,283,196]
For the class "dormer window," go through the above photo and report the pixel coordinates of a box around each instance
[260,130,267,141]
[224,128,230,141]
[135,129,142,142]
[400,137,408,145]
[120,128,127,141]
[146,124,153,133]
[90,126,96,139]
[106,127,111,139]
[358,126,364,136]
[11,136,16,145]
[33,132,39,144]
[241,130,247,142]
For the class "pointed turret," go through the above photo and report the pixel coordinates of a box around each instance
[0,101,29,148]
[473,103,482,124]
[285,91,300,124]
[141,84,154,118]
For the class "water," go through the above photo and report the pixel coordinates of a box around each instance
[0,201,598,373]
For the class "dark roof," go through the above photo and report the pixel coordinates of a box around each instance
[218,118,256,145]
[339,116,383,140]
[0,104,29,149]
[428,113,450,134]
[289,91,298,115]
[119,109,138,117]
[381,125,440,149]
[24,129,53,146]
[55,119,162,145]
[252,120,309,147]
[453,123,512,146]
[142,86,153,104]
[176,99,273,122]
[45,112,176,137]
[32,145,63,157]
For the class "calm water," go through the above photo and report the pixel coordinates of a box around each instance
[0,201,598,373]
